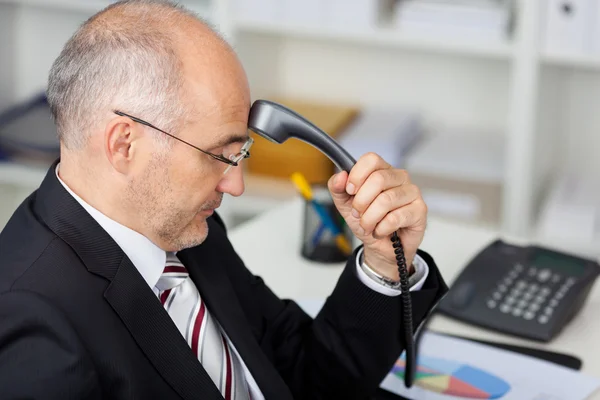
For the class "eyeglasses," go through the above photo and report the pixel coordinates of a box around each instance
[113,110,253,174]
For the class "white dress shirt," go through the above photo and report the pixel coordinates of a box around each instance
[56,165,429,399]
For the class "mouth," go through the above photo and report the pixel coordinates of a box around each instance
[198,201,221,217]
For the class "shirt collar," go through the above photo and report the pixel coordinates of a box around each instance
[55,164,166,290]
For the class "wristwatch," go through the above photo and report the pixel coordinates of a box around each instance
[359,261,403,290]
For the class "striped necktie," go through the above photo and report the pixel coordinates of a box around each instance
[157,254,250,400]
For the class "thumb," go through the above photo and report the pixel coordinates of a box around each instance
[327,171,352,211]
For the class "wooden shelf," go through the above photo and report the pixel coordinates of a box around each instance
[236,19,514,61]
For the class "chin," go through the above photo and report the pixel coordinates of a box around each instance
[182,219,210,249]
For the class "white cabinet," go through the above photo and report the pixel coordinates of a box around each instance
[231,0,599,256]
[1,0,599,256]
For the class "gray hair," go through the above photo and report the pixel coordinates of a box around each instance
[47,0,213,150]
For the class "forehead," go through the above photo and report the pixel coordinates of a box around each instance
[179,42,250,137]
[170,19,251,145]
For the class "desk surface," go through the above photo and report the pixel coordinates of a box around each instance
[228,198,600,398]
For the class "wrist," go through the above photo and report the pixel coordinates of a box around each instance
[363,248,415,281]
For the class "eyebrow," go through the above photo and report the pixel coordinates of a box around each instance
[209,133,250,150]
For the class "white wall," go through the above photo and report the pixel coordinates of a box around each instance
[10,2,221,103]
[531,65,563,215]
[235,33,286,100]
[14,6,91,102]
[559,67,600,173]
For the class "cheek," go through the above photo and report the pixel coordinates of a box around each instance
[169,163,219,203]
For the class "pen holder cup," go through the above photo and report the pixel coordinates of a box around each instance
[300,186,354,263]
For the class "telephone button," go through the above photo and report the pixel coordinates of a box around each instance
[524,311,535,320]
[512,308,523,317]
[537,269,552,282]
[538,315,550,324]
[487,300,497,309]
[509,288,521,297]
[514,263,524,272]
[529,283,539,292]
[500,304,511,313]
[559,285,570,294]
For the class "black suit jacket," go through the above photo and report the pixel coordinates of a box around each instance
[0,163,448,399]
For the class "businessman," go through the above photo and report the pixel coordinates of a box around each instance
[0,1,448,399]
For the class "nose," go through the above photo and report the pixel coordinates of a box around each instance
[215,165,245,197]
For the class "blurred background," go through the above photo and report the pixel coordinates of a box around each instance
[0,0,598,259]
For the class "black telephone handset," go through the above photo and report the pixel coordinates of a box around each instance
[437,239,600,341]
[248,99,417,388]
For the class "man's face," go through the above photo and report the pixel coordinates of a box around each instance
[130,49,251,252]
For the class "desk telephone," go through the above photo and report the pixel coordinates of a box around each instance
[437,239,600,342]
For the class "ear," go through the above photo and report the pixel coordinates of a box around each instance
[104,115,146,174]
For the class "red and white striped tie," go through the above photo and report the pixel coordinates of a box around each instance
[157,254,250,400]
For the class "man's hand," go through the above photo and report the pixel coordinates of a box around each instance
[327,153,427,281]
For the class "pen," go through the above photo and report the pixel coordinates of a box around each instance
[290,172,352,256]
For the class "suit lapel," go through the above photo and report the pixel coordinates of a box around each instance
[178,223,293,400]
[104,257,223,400]
[34,161,223,400]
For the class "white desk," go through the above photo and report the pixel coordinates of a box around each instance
[229,198,600,399]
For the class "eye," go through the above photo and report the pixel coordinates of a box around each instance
[223,143,242,158]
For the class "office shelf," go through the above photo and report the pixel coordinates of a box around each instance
[542,51,600,71]
[2,0,599,243]
[236,20,514,61]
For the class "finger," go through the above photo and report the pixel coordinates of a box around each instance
[371,200,427,239]
[327,170,350,204]
[351,169,411,217]
[345,152,391,196]
[358,184,421,235]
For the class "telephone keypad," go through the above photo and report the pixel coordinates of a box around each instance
[486,262,576,324]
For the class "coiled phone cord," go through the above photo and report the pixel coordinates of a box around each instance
[391,231,415,388]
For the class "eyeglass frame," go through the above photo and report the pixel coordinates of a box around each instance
[113,110,253,174]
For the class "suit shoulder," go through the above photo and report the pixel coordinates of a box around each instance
[0,198,60,290]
